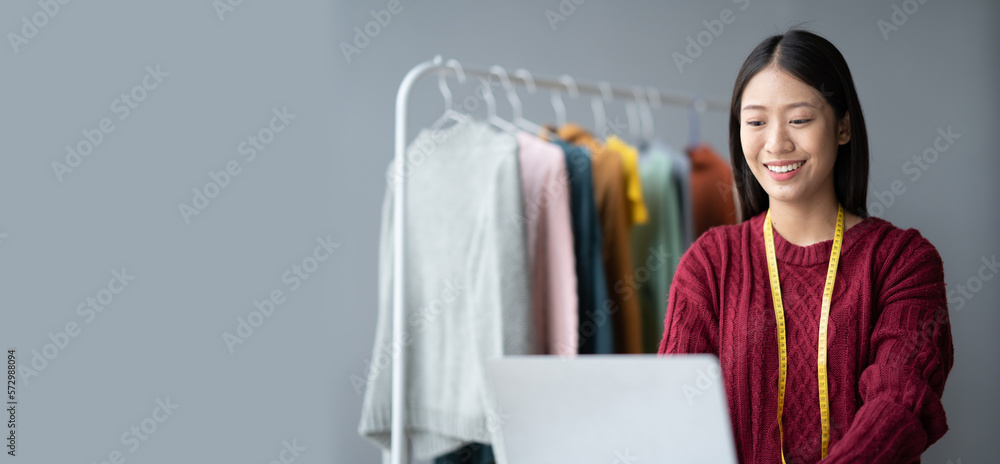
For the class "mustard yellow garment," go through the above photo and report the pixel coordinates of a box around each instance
[606,135,648,225]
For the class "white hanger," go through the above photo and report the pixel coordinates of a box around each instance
[490,65,543,135]
[639,87,659,143]
[644,86,661,143]
[430,56,469,131]
[551,74,578,128]
[510,68,546,134]
[688,94,706,147]
[592,81,612,138]
[479,75,519,134]
[625,86,642,141]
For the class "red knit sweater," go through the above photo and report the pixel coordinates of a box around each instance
[658,212,953,464]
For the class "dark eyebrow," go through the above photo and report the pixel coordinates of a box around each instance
[741,102,820,112]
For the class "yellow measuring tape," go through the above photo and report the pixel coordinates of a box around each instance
[764,205,844,462]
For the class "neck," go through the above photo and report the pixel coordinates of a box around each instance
[767,194,841,247]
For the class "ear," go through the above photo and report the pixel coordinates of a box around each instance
[837,111,851,145]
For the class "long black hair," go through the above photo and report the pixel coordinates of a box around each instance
[729,29,869,221]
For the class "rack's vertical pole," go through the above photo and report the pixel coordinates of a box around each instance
[391,59,440,464]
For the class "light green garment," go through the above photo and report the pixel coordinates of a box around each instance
[630,146,684,353]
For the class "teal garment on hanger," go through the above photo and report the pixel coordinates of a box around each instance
[434,443,495,464]
[552,138,614,355]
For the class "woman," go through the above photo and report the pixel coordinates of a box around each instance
[658,30,953,463]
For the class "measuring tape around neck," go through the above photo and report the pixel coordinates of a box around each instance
[764,205,844,462]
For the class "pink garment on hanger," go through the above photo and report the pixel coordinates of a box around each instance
[516,131,579,355]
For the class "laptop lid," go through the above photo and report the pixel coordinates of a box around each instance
[487,354,738,464]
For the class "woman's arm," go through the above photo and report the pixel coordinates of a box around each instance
[823,235,954,463]
[657,232,720,356]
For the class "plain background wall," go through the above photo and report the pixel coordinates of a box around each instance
[0,0,995,463]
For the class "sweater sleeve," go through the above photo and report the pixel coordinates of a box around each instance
[657,232,720,356]
[544,161,579,355]
[823,236,954,463]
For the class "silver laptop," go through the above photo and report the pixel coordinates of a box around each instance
[487,354,738,464]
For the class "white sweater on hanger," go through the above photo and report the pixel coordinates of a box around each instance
[359,119,533,460]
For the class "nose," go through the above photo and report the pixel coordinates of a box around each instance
[764,123,793,155]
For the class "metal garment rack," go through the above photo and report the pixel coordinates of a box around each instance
[388,57,728,464]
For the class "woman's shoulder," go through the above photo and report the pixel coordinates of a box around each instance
[854,215,938,249]
[678,219,758,271]
[691,213,764,250]
[851,215,944,270]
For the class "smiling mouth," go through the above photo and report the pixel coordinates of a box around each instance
[765,161,804,173]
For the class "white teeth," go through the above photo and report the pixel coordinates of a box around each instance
[767,162,803,173]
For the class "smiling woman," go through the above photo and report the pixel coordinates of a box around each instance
[729,30,869,235]
[658,29,954,464]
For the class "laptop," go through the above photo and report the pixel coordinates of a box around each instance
[487,354,738,464]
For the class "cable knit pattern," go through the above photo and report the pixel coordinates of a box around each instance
[658,213,954,464]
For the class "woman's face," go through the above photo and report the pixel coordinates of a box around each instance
[739,65,850,207]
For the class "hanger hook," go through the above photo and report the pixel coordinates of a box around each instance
[433,56,454,112]
[599,81,613,103]
[638,87,655,141]
[558,75,579,99]
[688,93,704,147]
[591,97,606,137]
[647,87,661,109]
[592,81,612,137]
[446,58,466,84]
[477,76,498,119]
[513,69,536,94]
[551,86,567,127]
[435,57,466,113]
[552,74,577,128]
[490,65,522,123]
[625,86,643,139]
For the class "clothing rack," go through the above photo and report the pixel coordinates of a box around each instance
[388,57,729,464]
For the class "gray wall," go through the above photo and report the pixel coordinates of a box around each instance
[0,0,995,463]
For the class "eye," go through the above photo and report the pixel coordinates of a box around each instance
[745,121,764,127]
[790,119,812,125]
